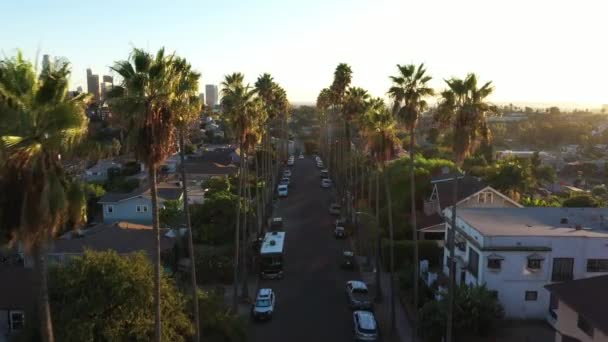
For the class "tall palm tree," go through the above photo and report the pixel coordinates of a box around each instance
[360,98,399,332]
[108,47,182,342]
[330,63,353,198]
[0,52,90,342]
[171,57,202,342]
[439,73,494,342]
[316,88,332,165]
[221,73,258,311]
[387,63,434,338]
[254,73,277,221]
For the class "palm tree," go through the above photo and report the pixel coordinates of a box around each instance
[360,98,399,332]
[316,88,332,165]
[330,63,353,198]
[170,57,202,342]
[439,73,494,342]
[0,52,90,342]
[387,63,434,338]
[108,47,183,342]
[221,73,258,311]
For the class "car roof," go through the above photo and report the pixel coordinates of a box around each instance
[258,288,273,297]
[336,226,345,230]
[354,311,377,330]
[278,184,287,189]
[348,280,368,290]
[343,250,354,256]
[272,217,282,222]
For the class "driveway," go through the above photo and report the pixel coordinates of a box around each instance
[249,155,365,342]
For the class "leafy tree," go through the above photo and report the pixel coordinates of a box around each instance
[196,290,247,342]
[484,158,533,199]
[202,176,232,195]
[418,285,504,342]
[549,106,560,115]
[0,52,90,342]
[521,196,561,207]
[562,195,599,207]
[46,250,193,342]
[190,191,240,245]
[592,185,607,198]
[160,199,183,228]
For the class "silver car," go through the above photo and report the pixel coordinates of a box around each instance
[353,310,378,341]
[252,288,275,321]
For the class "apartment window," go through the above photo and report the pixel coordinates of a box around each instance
[487,259,502,270]
[586,259,608,272]
[525,291,538,301]
[552,258,574,282]
[9,311,24,331]
[467,247,479,277]
[577,314,594,337]
[527,254,544,270]
[106,205,114,214]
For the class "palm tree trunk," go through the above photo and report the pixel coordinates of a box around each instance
[33,244,54,342]
[232,143,244,312]
[148,163,162,342]
[179,130,200,342]
[374,170,382,302]
[241,156,250,300]
[255,152,261,235]
[446,175,459,342]
[409,129,419,341]
[383,165,396,333]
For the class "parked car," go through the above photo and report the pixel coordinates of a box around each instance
[317,162,324,169]
[334,226,346,239]
[329,203,342,215]
[335,217,347,227]
[320,170,329,178]
[283,169,292,177]
[352,310,379,341]
[252,288,275,321]
[298,154,304,159]
[342,250,355,270]
[321,178,332,188]
[281,177,291,187]
[287,158,294,166]
[277,184,288,197]
[346,281,373,310]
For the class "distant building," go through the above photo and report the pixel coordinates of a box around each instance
[41,54,50,70]
[102,75,113,84]
[86,68,100,103]
[205,84,218,108]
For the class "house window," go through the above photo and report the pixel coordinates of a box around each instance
[577,314,594,337]
[527,254,544,270]
[478,191,494,204]
[106,205,114,214]
[586,259,608,272]
[136,205,141,212]
[9,310,24,331]
[552,258,574,282]
[487,258,502,270]
[525,291,538,301]
[467,247,479,277]
[142,205,148,212]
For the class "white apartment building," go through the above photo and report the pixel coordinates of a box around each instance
[442,207,608,319]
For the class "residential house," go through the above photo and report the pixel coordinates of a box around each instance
[442,207,608,319]
[84,159,121,182]
[47,222,178,264]
[183,148,238,183]
[419,173,521,244]
[98,184,183,224]
[0,268,34,340]
[545,275,608,342]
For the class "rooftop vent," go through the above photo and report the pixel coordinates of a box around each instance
[560,217,569,224]
[269,240,276,246]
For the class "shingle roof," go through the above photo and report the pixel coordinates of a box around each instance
[183,149,238,176]
[545,275,608,335]
[455,207,608,237]
[51,222,176,256]
[0,267,36,310]
[434,175,486,210]
[98,185,182,203]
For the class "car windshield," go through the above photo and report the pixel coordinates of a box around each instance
[256,299,271,307]
[353,288,368,294]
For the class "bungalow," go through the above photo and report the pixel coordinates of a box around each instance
[98,184,183,225]
[48,222,178,264]
[0,267,35,339]
[84,159,121,182]
[183,148,238,183]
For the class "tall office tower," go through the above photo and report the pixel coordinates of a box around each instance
[102,75,113,84]
[86,68,100,103]
[205,84,218,108]
[41,54,50,70]
[100,75,114,101]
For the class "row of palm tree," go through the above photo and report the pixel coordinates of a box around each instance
[0,48,206,342]
[317,64,494,341]
[220,72,289,312]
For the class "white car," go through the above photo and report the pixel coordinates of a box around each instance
[321,178,332,188]
[252,288,275,321]
[346,281,372,310]
[280,177,290,187]
[277,184,288,197]
[287,159,294,166]
[353,310,378,341]
[283,169,292,177]
[298,154,304,159]
[320,169,329,179]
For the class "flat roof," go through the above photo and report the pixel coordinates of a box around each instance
[455,207,608,237]
[260,231,285,255]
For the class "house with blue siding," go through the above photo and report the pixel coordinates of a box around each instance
[99,184,183,225]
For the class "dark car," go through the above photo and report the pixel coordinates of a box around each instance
[346,280,373,310]
[342,250,356,270]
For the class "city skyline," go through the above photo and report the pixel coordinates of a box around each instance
[1,0,606,107]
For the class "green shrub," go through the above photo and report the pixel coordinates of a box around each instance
[121,161,141,176]
[185,143,197,155]
[193,245,234,284]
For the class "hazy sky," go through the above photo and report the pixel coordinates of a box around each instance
[1,0,606,107]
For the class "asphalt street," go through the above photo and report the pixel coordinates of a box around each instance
[250,155,366,342]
